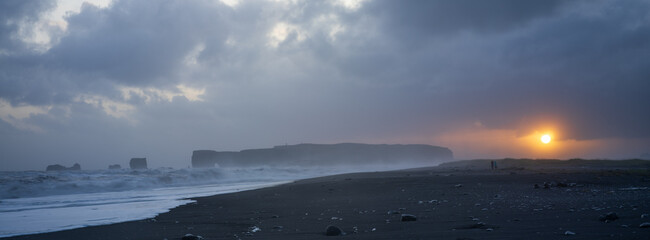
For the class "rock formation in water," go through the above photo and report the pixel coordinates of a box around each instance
[191,143,453,168]
[70,163,81,170]
[192,150,222,168]
[129,158,147,169]
[46,163,81,171]
[108,164,122,170]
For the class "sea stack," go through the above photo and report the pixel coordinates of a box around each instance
[46,163,81,171]
[108,164,122,170]
[129,158,147,169]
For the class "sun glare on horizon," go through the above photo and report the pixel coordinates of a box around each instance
[541,134,552,144]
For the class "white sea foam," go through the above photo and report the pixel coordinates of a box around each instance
[0,167,347,199]
[0,164,425,237]
[0,181,289,237]
[0,166,358,237]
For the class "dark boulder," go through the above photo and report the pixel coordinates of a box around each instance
[325,225,343,236]
[599,212,619,222]
[130,158,147,169]
[401,214,417,221]
[108,164,122,170]
[181,234,203,240]
[46,163,81,171]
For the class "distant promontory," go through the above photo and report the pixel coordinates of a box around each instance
[192,143,453,168]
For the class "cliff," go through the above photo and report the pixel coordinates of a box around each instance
[192,143,453,168]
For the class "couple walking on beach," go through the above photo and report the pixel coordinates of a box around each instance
[490,160,498,170]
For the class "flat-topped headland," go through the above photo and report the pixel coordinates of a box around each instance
[192,143,454,168]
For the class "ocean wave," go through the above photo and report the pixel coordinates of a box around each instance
[0,168,228,199]
[0,166,353,199]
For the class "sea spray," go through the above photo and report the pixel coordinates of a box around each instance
[0,166,347,199]
[0,164,428,237]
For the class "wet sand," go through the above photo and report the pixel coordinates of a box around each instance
[4,160,650,240]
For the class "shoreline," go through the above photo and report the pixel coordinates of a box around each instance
[4,162,650,239]
[0,180,294,238]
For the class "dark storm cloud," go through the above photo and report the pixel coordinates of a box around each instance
[49,0,230,86]
[0,0,56,54]
[1,0,232,105]
[308,0,567,86]
[450,0,650,140]
[321,0,650,141]
[363,0,564,46]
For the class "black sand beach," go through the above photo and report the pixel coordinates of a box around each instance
[4,160,650,240]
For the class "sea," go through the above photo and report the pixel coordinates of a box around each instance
[0,166,361,237]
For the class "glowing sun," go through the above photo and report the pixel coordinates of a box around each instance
[541,134,552,144]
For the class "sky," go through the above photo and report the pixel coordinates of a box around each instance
[1,0,649,170]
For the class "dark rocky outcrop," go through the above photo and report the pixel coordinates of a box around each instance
[325,225,343,236]
[108,164,122,170]
[401,214,417,221]
[192,143,453,168]
[130,158,147,169]
[69,163,81,170]
[46,163,81,171]
[599,212,619,222]
[46,165,66,171]
[181,234,203,240]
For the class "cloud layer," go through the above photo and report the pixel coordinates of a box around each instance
[1,0,649,170]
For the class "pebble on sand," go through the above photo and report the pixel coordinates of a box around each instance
[401,214,417,221]
[181,234,204,240]
[325,225,344,236]
[249,226,261,232]
[640,222,650,228]
[599,212,619,222]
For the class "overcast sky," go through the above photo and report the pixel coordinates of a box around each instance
[1,0,649,170]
